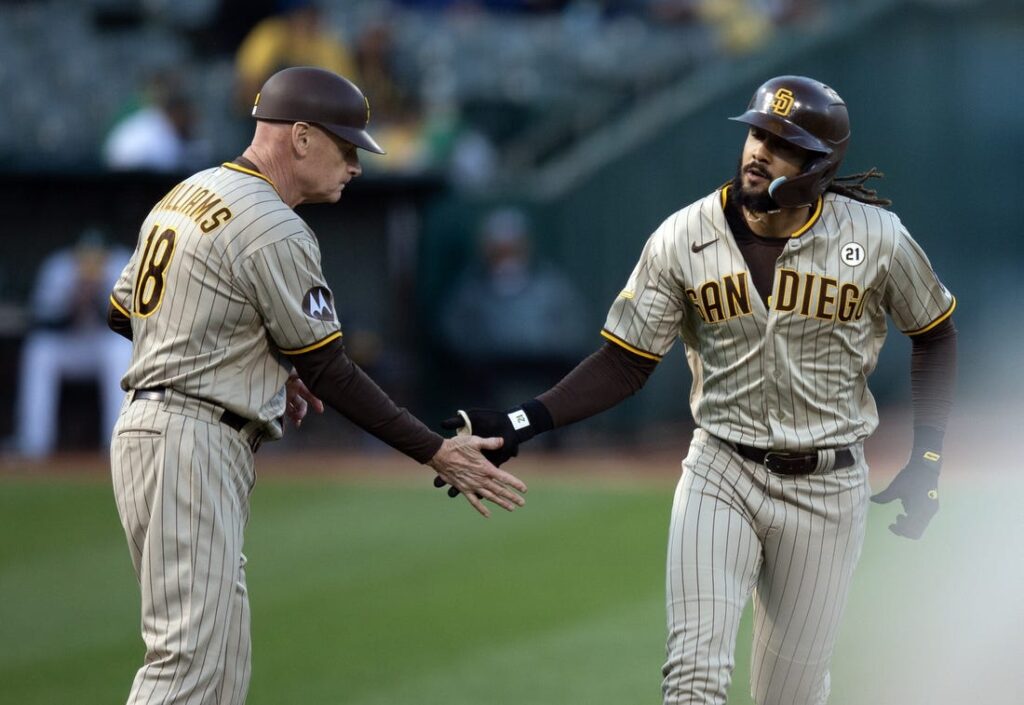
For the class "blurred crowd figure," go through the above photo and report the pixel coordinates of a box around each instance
[14,231,132,458]
[127,0,826,181]
[649,0,822,53]
[234,0,357,112]
[0,0,832,173]
[103,70,209,173]
[439,207,587,413]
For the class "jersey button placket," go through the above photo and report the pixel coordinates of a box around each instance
[763,314,791,442]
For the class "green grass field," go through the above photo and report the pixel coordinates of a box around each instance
[1,459,1021,704]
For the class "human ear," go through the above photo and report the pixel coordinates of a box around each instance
[291,122,312,156]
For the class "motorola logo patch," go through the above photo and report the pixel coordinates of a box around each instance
[302,286,335,321]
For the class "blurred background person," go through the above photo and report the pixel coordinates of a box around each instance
[234,0,357,112]
[345,17,432,174]
[102,69,209,173]
[198,0,280,57]
[439,207,587,415]
[13,229,131,459]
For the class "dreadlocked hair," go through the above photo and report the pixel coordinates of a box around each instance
[826,167,892,207]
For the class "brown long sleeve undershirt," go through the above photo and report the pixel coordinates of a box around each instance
[289,338,443,463]
[108,301,133,341]
[536,342,658,428]
[909,317,957,451]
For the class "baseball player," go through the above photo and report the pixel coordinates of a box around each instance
[437,76,957,704]
[106,66,527,705]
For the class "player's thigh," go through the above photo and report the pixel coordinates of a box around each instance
[133,413,254,653]
[110,400,165,571]
[750,462,870,705]
[667,438,764,609]
[111,404,254,577]
[663,433,764,698]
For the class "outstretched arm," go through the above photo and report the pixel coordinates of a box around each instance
[289,338,526,516]
[435,342,657,496]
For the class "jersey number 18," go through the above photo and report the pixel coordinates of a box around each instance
[134,225,178,317]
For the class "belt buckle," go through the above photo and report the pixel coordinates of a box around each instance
[764,451,816,475]
[763,451,788,473]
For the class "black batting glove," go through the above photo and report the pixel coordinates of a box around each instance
[870,449,942,540]
[434,400,552,498]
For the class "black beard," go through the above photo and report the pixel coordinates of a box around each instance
[731,160,779,213]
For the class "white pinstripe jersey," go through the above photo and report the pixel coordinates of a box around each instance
[110,163,342,433]
[603,186,956,450]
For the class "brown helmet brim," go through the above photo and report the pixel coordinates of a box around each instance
[729,112,831,155]
[321,123,386,155]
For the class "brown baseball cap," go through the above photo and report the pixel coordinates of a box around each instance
[251,66,385,154]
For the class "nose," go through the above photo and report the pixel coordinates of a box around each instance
[749,137,771,164]
[349,153,362,178]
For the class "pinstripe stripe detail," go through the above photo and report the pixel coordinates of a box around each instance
[112,401,254,705]
[600,329,661,360]
[111,165,336,434]
[905,296,957,336]
[279,330,343,355]
[602,190,954,449]
[662,432,869,704]
[612,186,952,705]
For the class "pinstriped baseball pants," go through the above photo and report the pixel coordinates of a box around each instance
[662,429,870,705]
[111,393,255,705]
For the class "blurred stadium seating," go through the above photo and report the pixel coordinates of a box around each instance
[0,0,816,172]
[0,0,1020,454]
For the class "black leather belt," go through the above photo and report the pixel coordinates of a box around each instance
[730,441,854,475]
[131,388,257,446]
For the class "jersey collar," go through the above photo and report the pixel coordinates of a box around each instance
[720,185,823,238]
[222,161,278,191]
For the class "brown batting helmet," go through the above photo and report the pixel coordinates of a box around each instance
[251,66,385,154]
[729,75,850,208]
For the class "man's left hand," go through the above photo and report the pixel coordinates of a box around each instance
[870,450,942,540]
[285,372,324,428]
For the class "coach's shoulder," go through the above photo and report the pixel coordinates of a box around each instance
[220,205,316,267]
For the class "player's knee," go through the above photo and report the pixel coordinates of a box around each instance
[661,650,732,704]
[751,666,830,705]
[142,641,226,685]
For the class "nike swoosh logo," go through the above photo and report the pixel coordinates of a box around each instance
[691,238,719,253]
